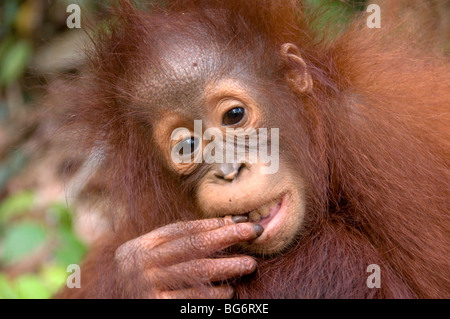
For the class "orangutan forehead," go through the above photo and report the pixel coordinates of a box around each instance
[127,12,275,119]
[132,36,253,118]
[136,43,217,101]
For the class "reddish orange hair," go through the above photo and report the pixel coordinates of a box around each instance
[57,0,449,298]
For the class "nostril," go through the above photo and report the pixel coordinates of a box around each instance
[216,163,245,181]
[223,170,239,180]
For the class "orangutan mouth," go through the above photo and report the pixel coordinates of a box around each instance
[234,195,286,229]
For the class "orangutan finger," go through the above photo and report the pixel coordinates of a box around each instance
[115,216,247,263]
[149,223,263,265]
[150,256,257,289]
[135,216,246,248]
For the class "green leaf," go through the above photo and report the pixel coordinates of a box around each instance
[54,228,86,266]
[305,0,355,40]
[1,222,47,265]
[0,274,18,299]
[40,264,68,294]
[14,275,51,299]
[0,39,32,86]
[0,36,15,61]
[0,190,34,225]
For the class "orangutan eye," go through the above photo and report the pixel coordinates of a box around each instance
[222,107,245,126]
[177,136,199,156]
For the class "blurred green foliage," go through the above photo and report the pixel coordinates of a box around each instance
[0,0,32,87]
[306,0,362,38]
[0,38,32,86]
[0,0,92,299]
[0,191,86,299]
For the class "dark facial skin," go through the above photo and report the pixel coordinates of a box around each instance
[114,23,312,298]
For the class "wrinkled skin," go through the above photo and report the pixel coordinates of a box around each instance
[115,217,262,298]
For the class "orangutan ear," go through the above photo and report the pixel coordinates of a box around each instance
[280,43,313,94]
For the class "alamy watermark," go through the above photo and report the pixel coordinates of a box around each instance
[66,264,81,288]
[367,264,381,288]
[366,4,381,29]
[66,4,81,29]
[170,120,280,175]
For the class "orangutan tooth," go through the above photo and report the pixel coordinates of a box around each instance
[268,199,281,210]
[249,210,261,222]
[259,205,270,217]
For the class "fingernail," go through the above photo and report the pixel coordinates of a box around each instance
[232,215,249,223]
[253,224,264,237]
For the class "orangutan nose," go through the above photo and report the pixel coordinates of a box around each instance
[215,163,245,181]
